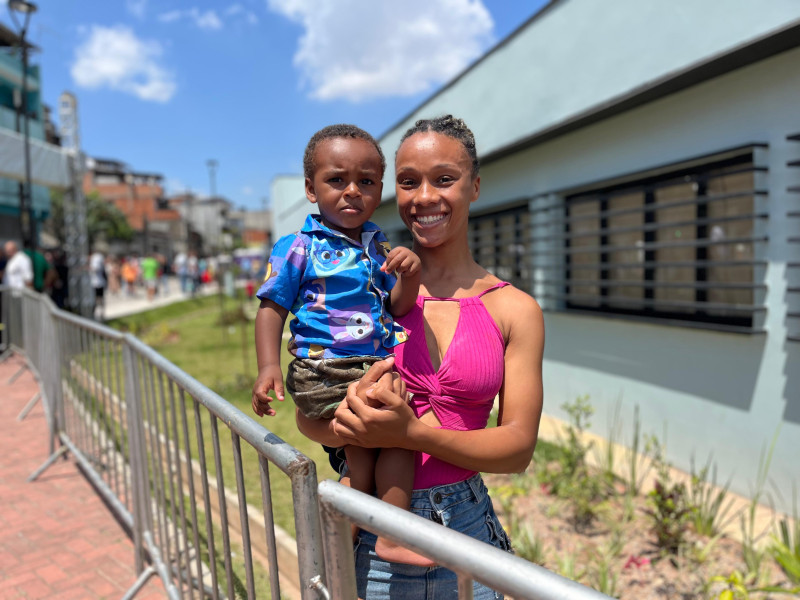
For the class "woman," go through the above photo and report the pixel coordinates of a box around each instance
[299,115,544,599]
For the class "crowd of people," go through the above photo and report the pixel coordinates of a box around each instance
[0,242,222,322]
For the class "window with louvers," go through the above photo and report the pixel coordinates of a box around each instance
[561,149,767,330]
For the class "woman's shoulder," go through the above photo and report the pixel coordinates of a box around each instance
[482,282,543,337]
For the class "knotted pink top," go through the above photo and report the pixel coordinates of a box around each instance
[394,282,509,489]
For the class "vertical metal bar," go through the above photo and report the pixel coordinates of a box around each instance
[457,574,475,599]
[193,401,220,600]
[231,432,256,599]
[180,390,203,600]
[103,336,120,499]
[123,343,146,575]
[157,370,182,598]
[290,458,326,600]
[168,381,192,600]
[318,500,357,600]
[96,335,113,491]
[144,360,167,554]
[114,337,131,510]
[258,455,282,600]
[209,416,235,600]
[88,328,102,471]
[77,325,91,459]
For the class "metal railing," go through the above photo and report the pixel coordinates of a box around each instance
[4,286,326,600]
[3,285,612,600]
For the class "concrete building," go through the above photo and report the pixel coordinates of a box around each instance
[0,22,51,244]
[272,0,800,512]
[171,193,234,256]
[83,158,182,258]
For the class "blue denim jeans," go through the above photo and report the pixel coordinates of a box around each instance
[354,473,512,599]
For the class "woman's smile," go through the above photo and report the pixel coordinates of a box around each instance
[413,213,448,227]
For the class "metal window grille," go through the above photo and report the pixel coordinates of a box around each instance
[527,146,769,332]
[787,132,800,343]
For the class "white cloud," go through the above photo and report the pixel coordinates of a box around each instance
[157,8,223,30]
[227,4,260,24]
[71,25,177,102]
[126,0,147,19]
[267,0,494,101]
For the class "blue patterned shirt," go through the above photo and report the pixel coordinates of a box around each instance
[256,214,408,359]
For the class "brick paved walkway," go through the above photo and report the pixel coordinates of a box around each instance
[0,355,166,600]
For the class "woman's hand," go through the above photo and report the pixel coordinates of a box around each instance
[333,357,419,449]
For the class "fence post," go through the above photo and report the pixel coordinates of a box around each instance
[123,342,150,576]
[289,458,328,599]
[318,493,357,600]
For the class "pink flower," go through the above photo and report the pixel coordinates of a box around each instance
[623,555,651,570]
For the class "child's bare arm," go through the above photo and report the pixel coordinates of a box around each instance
[382,247,421,317]
[252,299,289,417]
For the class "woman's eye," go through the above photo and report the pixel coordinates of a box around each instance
[397,178,416,186]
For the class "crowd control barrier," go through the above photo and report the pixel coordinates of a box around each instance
[3,286,612,600]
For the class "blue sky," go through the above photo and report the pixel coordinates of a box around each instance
[3,0,548,210]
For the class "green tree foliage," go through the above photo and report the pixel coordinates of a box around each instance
[45,189,134,248]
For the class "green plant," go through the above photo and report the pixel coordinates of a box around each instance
[709,570,800,600]
[740,431,779,576]
[769,486,800,584]
[642,434,693,554]
[686,454,738,538]
[589,537,622,598]
[513,522,548,566]
[623,405,653,498]
[555,549,586,582]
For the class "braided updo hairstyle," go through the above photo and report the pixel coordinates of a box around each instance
[397,115,479,178]
[303,124,386,180]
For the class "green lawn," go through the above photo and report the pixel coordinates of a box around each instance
[108,293,334,538]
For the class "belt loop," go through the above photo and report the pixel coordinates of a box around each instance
[467,474,482,503]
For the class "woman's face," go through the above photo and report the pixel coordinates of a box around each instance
[395,132,480,248]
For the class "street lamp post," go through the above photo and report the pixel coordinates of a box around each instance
[8,0,38,249]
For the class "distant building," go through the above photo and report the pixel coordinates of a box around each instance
[83,157,182,258]
[0,22,51,244]
[272,0,800,512]
[228,208,272,249]
[170,193,234,255]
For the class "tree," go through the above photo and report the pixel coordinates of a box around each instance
[45,189,134,248]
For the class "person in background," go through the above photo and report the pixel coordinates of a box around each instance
[187,252,199,296]
[3,241,33,290]
[140,252,159,302]
[174,251,188,293]
[89,249,107,320]
[49,249,69,309]
[106,255,121,296]
[24,246,53,294]
[121,257,137,297]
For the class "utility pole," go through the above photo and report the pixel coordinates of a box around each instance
[9,0,37,249]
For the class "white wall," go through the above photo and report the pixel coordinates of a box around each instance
[271,175,307,241]
[370,45,800,513]
[377,0,800,189]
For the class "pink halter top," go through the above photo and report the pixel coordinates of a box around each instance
[394,282,509,489]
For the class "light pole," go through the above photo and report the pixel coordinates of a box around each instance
[8,0,37,249]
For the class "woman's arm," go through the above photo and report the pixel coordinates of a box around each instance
[334,290,544,474]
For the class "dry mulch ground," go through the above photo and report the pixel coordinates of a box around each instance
[485,471,796,600]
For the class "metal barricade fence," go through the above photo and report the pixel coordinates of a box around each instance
[6,287,613,600]
[10,288,327,600]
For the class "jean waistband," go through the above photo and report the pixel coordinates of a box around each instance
[410,473,486,509]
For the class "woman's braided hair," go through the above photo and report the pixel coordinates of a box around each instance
[398,115,479,178]
[303,124,386,180]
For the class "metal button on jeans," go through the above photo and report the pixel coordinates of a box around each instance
[433,492,442,503]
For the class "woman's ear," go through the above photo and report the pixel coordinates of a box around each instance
[305,177,317,204]
[471,176,481,204]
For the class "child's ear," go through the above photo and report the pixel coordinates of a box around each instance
[305,177,317,204]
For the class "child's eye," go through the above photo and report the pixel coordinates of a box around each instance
[327,177,342,183]
[361,178,374,185]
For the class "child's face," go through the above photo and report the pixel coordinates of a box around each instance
[305,137,383,239]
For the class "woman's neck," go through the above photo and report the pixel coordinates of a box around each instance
[414,239,491,296]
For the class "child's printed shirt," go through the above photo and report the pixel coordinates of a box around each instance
[256,214,408,359]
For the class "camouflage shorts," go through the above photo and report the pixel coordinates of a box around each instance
[286,355,383,420]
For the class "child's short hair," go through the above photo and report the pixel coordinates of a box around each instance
[303,124,386,180]
[398,115,479,178]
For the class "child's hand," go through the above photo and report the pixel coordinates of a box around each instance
[381,247,421,278]
[252,365,285,417]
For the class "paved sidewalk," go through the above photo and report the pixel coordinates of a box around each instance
[0,356,166,600]
[102,277,219,321]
